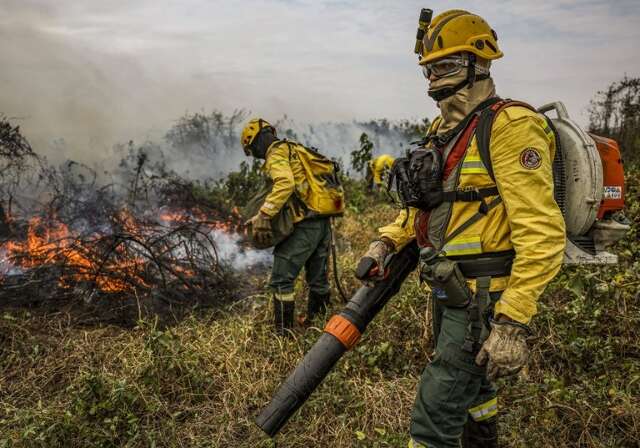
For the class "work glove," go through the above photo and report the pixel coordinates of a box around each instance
[475,318,530,381]
[248,212,273,247]
[357,239,394,287]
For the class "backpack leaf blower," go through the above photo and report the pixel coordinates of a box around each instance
[538,101,631,264]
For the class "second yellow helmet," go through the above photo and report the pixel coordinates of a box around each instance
[240,118,275,153]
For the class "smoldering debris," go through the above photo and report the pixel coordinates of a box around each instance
[0,118,269,325]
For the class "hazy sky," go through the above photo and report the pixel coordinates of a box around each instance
[1,0,639,160]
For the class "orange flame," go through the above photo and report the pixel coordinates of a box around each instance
[0,206,238,294]
[2,216,147,292]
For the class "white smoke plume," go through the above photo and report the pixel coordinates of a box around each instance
[209,229,272,271]
[99,114,423,183]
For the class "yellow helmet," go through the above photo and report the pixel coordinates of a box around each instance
[240,118,275,153]
[419,10,502,65]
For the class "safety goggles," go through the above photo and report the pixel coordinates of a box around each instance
[421,55,488,79]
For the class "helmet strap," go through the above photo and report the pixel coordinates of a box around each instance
[428,78,469,102]
[467,53,477,88]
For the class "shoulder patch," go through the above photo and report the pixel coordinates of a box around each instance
[519,148,542,170]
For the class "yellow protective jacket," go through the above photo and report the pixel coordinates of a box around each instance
[368,154,395,186]
[260,141,308,223]
[379,106,566,324]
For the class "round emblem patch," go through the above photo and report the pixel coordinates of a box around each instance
[519,148,542,170]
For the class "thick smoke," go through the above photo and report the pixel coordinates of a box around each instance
[102,115,421,182]
[23,112,422,184]
[0,1,425,178]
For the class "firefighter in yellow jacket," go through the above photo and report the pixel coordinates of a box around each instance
[359,10,565,447]
[241,119,343,335]
[366,154,395,190]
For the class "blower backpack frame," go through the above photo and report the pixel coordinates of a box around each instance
[539,101,630,264]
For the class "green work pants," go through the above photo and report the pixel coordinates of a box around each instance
[269,218,331,297]
[409,292,501,448]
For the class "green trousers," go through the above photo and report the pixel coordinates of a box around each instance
[409,292,501,448]
[269,218,331,298]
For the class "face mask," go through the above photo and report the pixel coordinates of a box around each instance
[427,67,470,102]
[249,130,277,159]
[432,71,496,135]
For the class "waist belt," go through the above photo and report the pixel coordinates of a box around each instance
[449,250,514,278]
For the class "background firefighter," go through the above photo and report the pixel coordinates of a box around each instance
[241,118,344,335]
[366,154,395,191]
[359,9,566,447]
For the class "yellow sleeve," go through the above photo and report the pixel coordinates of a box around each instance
[260,144,295,217]
[383,156,395,170]
[372,158,383,185]
[378,207,417,250]
[490,109,566,324]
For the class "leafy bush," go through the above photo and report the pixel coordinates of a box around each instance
[588,76,640,163]
[165,110,248,158]
[341,176,390,214]
[350,133,374,175]
[218,159,265,206]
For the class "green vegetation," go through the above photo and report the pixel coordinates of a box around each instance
[588,76,640,164]
[1,78,639,446]
[350,133,374,175]
[1,164,638,446]
[212,159,266,210]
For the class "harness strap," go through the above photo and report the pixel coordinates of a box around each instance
[462,275,491,353]
[441,186,499,203]
[476,276,494,345]
[436,100,538,256]
[476,99,538,182]
[438,195,503,254]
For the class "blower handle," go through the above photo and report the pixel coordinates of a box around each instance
[355,256,377,280]
[537,101,569,120]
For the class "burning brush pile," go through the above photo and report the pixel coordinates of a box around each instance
[0,119,269,323]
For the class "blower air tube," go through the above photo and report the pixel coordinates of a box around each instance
[255,241,420,437]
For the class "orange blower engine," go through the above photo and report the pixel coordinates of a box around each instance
[538,102,631,264]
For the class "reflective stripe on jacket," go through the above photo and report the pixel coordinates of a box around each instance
[378,106,565,324]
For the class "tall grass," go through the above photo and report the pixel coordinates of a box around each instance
[1,166,639,447]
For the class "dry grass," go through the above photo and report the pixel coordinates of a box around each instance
[1,170,639,447]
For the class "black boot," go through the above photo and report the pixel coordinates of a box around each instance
[307,291,331,321]
[461,417,498,448]
[274,298,294,336]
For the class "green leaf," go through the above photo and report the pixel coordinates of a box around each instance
[567,276,585,298]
